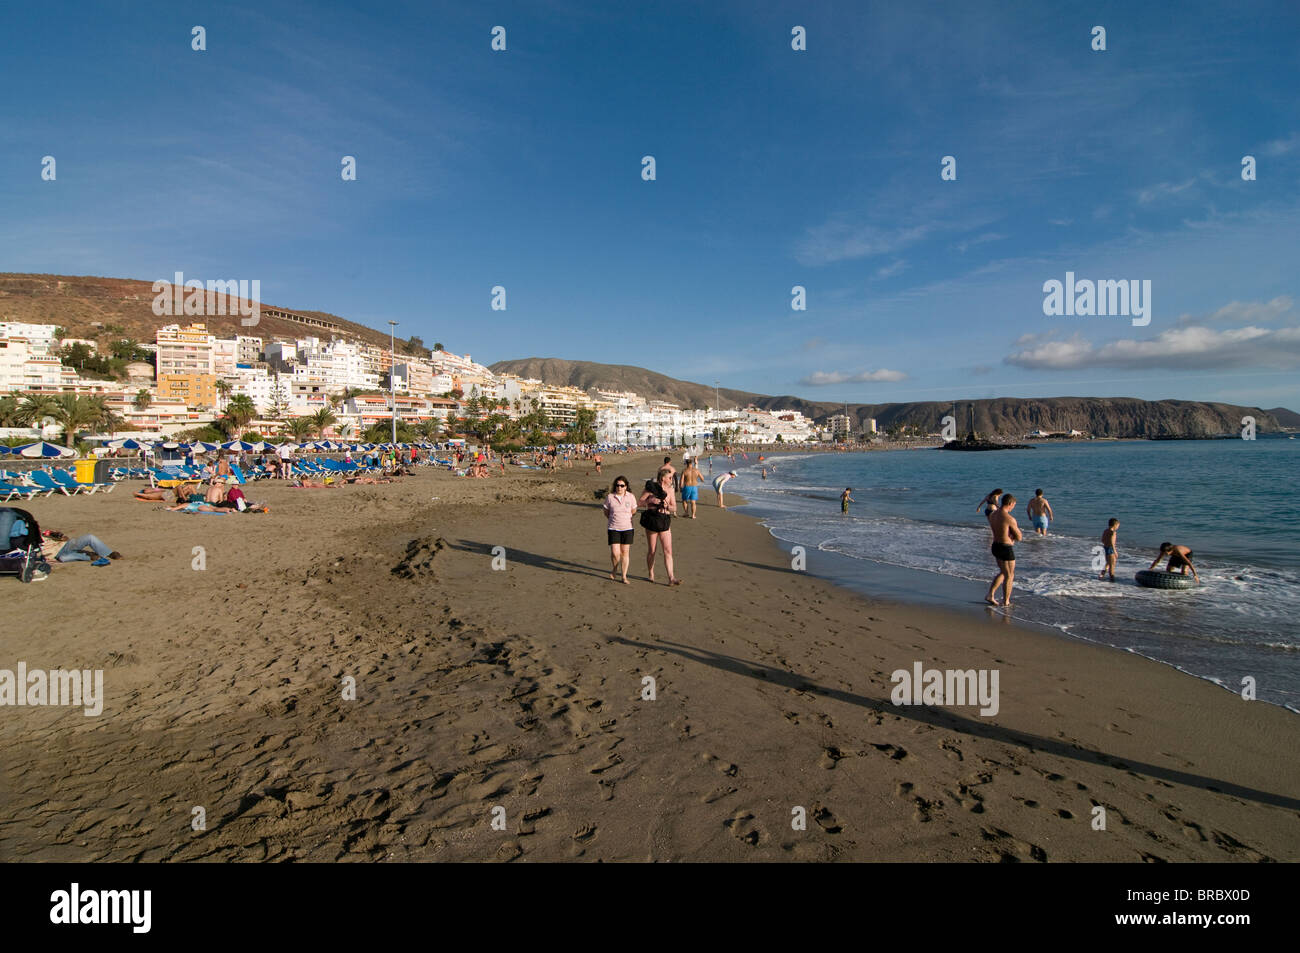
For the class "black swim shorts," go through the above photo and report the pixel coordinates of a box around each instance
[991,542,1016,562]
[607,529,634,545]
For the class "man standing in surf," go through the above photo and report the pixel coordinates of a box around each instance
[1026,488,1054,536]
[986,493,1022,607]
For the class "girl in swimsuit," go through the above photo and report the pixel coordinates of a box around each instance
[978,488,1003,517]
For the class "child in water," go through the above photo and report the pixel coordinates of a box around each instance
[840,488,854,515]
[1099,518,1119,581]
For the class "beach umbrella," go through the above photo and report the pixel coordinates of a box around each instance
[191,441,219,452]
[0,446,11,456]
[249,441,275,452]
[13,441,76,459]
[222,440,255,452]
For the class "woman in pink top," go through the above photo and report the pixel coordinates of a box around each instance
[602,475,638,584]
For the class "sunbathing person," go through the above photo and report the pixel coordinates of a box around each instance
[134,486,169,501]
[205,479,229,504]
[166,500,231,514]
[343,475,393,485]
[290,477,338,488]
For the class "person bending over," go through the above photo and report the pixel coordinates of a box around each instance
[1151,542,1199,582]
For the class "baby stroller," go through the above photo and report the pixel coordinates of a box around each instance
[0,507,49,583]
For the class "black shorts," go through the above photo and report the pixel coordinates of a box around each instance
[607,529,634,545]
[991,542,1016,562]
[639,511,671,534]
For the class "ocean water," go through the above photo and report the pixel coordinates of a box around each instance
[721,438,1300,711]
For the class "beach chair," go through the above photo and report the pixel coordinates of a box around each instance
[55,468,114,494]
[28,470,82,496]
[0,480,43,502]
[228,464,249,484]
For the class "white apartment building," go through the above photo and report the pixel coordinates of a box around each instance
[0,337,77,392]
[0,322,60,357]
[236,335,263,364]
[211,338,239,378]
[155,323,216,376]
[392,361,433,396]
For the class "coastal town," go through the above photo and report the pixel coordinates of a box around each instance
[0,313,868,448]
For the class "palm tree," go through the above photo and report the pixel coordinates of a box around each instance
[15,394,57,429]
[133,389,153,411]
[215,379,233,409]
[283,417,316,442]
[414,418,441,441]
[223,394,257,433]
[0,395,21,427]
[48,394,103,447]
[310,407,338,437]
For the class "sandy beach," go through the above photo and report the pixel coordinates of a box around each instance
[2,453,1297,862]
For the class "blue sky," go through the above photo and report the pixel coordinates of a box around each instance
[2,0,1298,409]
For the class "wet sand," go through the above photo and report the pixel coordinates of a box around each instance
[2,454,1297,861]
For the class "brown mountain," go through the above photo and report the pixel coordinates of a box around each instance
[0,273,420,354]
[1267,407,1300,430]
[490,357,1283,437]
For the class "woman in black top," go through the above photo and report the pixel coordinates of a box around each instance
[638,467,681,586]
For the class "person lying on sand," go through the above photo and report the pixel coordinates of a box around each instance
[343,475,393,484]
[31,526,122,566]
[290,477,338,488]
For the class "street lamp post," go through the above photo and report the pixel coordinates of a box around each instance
[714,380,720,448]
[388,321,398,444]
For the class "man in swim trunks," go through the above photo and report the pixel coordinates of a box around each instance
[1026,488,1054,536]
[1150,542,1200,582]
[1099,518,1119,581]
[680,459,702,519]
[840,488,854,515]
[986,493,1022,606]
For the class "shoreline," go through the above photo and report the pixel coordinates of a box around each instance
[2,454,1297,861]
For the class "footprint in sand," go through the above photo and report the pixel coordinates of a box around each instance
[819,746,845,769]
[722,810,761,846]
[979,826,1047,862]
[810,803,842,834]
[871,743,908,760]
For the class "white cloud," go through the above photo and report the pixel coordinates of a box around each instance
[800,368,909,385]
[1137,178,1198,205]
[875,259,908,279]
[1263,132,1300,157]
[1004,324,1300,371]
[955,232,1006,254]
[1176,296,1294,326]
[795,223,931,266]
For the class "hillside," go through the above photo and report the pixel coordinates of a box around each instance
[0,273,423,355]
[491,357,1284,437]
[1267,407,1300,430]
[489,357,766,409]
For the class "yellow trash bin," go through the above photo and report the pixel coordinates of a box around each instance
[74,458,97,484]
